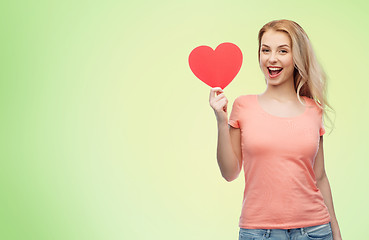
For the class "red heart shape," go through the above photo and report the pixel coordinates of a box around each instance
[189,42,243,89]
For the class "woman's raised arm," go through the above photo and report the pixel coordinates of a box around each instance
[209,87,242,181]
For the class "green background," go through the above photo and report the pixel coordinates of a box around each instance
[1,0,367,239]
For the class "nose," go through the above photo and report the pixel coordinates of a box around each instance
[268,52,278,64]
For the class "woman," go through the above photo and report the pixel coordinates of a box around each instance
[209,20,342,240]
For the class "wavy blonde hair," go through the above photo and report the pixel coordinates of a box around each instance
[258,19,335,134]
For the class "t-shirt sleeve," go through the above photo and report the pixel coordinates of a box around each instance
[319,111,325,136]
[320,121,326,136]
[228,97,241,128]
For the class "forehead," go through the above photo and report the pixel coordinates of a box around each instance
[261,30,291,46]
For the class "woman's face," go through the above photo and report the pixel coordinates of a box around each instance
[259,30,294,86]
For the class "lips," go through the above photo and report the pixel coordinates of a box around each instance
[267,67,283,78]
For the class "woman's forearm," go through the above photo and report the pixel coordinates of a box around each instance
[316,174,342,240]
[216,121,240,181]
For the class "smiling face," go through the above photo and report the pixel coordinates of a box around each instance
[259,30,295,86]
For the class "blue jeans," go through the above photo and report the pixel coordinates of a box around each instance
[239,222,333,240]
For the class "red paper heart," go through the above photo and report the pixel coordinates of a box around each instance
[189,42,243,89]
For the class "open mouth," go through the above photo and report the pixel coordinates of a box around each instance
[268,67,283,78]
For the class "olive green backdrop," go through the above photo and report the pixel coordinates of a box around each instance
[1,0,367,239]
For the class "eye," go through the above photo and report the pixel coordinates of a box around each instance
[280,49,288,53]
[261,49,270,53]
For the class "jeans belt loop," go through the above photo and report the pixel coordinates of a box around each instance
[265,229,271,238]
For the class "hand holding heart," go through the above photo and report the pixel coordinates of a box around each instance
[209,87,229,124]
[188,42,243,89]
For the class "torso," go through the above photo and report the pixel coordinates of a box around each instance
[256,94,307,118]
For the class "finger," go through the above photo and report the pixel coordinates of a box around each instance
[216,98,227,110]
[209,87,223,100]
[215,93,224,101]
[210,87,223,99]
[215,93,226,102]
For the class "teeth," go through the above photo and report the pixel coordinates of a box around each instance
[268,67,282,70]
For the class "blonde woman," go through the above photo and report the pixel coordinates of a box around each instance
[209,20,342,240]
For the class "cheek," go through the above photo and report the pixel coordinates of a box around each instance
[285,56,294,68]
[259,56,267,67]
[284,59,295,76]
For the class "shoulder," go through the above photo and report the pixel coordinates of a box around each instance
[303,96,323,115]
[231,95,255,111]
[233,94,255,105]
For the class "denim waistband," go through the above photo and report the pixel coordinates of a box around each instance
[240,222,331,238]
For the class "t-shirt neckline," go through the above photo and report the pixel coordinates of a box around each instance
[255,94,309,119]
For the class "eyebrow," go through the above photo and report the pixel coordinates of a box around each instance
[262,44,290,48]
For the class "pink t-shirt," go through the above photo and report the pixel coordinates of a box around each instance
[228,94,331,229]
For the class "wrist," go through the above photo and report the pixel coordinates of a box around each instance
[217,119,229,128]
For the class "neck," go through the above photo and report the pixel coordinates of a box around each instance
[261,77,297,102]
